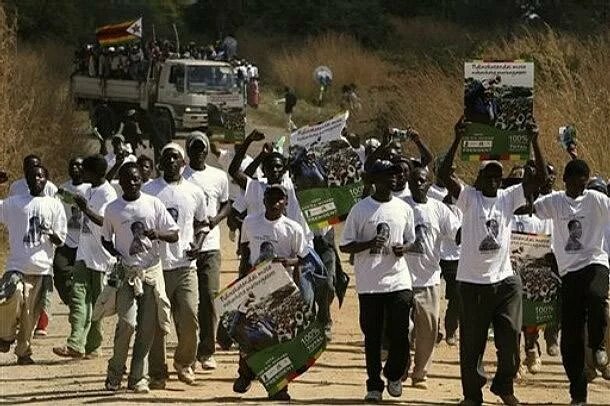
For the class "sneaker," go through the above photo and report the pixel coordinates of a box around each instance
[149,379,166,390]
[570,400,586,406]
[268,389,291,401]
[515,363,527,381]
[446,335,457,346]
[174,363,196,385]
[53,346,85,359]
[200,355,217,370]
[546,342,560,357]
[35,311,49,337]
[524,349,542,374]
[364,390,383,403]
[233,375,252,393]
[494,393,521,406]
[131,379,150,394]
[34,328,48,337]
[602,366,610,381]
[84,350,101,359]
[387,379,402,397]
[459,400,482,406]
[594,349,609,370]
[105,377,121,392]
[411,378,428,389]
[17,355,35,365]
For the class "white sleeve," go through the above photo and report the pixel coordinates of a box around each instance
[534,194,554,220]
[232,178,252,213]
[101,208,114,241]
[292,224,309,259]
[53,200,68,244]
[506,184,527,213]
[456,185,474,214]
[194,188,208,222]
[592,191,610,218]
[340,206,360,246]
[220,173,229,203]
[403,206,416,244]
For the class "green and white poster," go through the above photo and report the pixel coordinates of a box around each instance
[510,231,560,326]
[289,111,364,229]
[215,261,326,395]
[207,93,246,142]
[463,61,534,161]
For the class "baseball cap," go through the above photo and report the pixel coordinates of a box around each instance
[367,159,401,175]
[479,160,503,172]
[264,184,288,197]
[161,142,185,159]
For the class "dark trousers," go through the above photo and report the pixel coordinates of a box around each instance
[196,250,221,359]
[440,259,459,337]
[313,229,337,326]
[559,264,609,402]
[53,245,77,305]
[458,276,522,403]
[359,289,413,392]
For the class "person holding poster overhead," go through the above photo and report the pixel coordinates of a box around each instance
[534,157,610,405]
[438,118,543,406]
[340,160,416,403]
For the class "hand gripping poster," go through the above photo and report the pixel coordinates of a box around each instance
[215,261,327,395]
[510,231,561,326]
[289,111,364,229]
[463,61,534,161]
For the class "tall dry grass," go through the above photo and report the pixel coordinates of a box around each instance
[0,5,85,193]
[263,28,610,179]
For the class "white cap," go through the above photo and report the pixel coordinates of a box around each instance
[161,142,185,159]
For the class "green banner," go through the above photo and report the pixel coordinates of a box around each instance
[296,182,364,228]
[462,122,531,160]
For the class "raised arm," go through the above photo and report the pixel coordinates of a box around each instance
[228,130,265,189]
[529,123,547,198]
[439,117,466,200]
[409,129,434,167]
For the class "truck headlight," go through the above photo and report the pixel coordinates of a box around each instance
[185,106,203,113]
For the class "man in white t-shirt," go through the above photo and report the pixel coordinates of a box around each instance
[340,160,416,403]
[53,157,89,306]
[53,155,117,359]
[0,165,67,365]
[104,134,137,181]
[437,119,542,406]
[534,159,610,405]
[102,162,179,393]
[182,131,230,370]
[144,143,209,389]
[233,184,309,401]
[8,154,58,198]
[402,166,460,389]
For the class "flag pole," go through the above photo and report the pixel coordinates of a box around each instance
[173,23,180,54]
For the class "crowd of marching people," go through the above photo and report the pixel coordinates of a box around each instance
[0,113,609,406]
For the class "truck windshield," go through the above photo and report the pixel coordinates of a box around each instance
[186,65,236,93]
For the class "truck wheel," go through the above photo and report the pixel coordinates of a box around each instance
[90,104,118,139]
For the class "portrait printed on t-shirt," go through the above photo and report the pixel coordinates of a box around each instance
[515,220,525,233]
[479,218,501,251]
[129,220,151,255]
[407,223,429,254]
[256,241,276,265]
[565,219,583,252]
[67,206,82,230]
[167,207,179,223]
[370,222,391,255]
[23,215,45,247]
[82,216,92,234]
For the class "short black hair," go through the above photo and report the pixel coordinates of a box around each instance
[83,154,108,177]
[563,159,590,181]
[137,154,154,165]
[262,152,286,168]
[23,154,41,168]
[119,161,140,179]
[25,164,48,178]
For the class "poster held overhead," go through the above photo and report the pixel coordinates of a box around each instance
[462,61,534,161]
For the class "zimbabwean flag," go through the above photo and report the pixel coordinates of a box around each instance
[96,18,142,45]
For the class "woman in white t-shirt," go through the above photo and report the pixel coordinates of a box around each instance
[340,160,416,402]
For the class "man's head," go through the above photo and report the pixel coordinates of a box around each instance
[23,154,41,175]
[136,155,154,182]
[118,162,142,199]
[130,221,146,237]
[409,166,432,202]
[160,143,186,180]
[563,159,590,197]
[263,185,288,219]
[586,177,607,195]
[25,165,48,196]
[186,131,210,169]
[368,160,401,195]
[68,157,84,183]
[262,152,286,184]
[567,219,582,239]
[486,219,499,237]
[82,154,108,184]
[392,156,411,192]
[477,161,503,197]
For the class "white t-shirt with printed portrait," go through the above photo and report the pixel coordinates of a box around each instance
[241,213,308,267]
[403,196,461,288]
[426,185,462,261]
[513,213,553,235]
[143,177,208,270]
[456,184,527,284]
[341,196,416,294]
[183,165,229,252]
[534,190,610,275]
[75,181,117,272]
[0,195,67,275]
[102,193,179,268]
[59,180,90,248]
